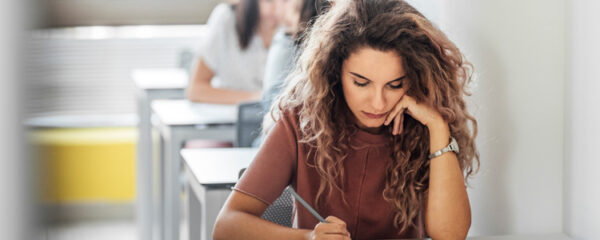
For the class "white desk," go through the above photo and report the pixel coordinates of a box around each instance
[133,68,188,240]
[405,234,571,240]
[152,100,238,240]
[180,149,572,240]
[181,148,258,240]
[465,234,571,240]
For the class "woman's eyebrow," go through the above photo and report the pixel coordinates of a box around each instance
[349,72,406,82]
[349,72,371,81]
[389,76,407,83]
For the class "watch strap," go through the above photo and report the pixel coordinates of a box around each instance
[428,137,459,159]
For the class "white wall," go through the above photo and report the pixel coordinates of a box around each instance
[564,0,600,239]
[0,0,33,239]
[439,0,565,236]
[27,26,205,119]
[405,0,443,27]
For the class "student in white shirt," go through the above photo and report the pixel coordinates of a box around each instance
[187,0,284,104]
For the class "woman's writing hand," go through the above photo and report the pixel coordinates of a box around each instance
[383,95,446,135]
[306,216,351,240]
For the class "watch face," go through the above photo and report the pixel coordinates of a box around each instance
[450,138,459,152]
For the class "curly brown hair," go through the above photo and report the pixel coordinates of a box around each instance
[269,0,479,233]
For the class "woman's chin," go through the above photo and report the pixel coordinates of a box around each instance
[357,119,386,130]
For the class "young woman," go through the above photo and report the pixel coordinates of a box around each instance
[213,0,479,239]
[186,0,284,104]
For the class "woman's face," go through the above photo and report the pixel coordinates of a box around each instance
[282,0,302,33]
[341,47,408,133]
[258,0,285,29]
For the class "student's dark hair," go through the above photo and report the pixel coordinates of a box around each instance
[293,0,319,45]
[234,0,260,50]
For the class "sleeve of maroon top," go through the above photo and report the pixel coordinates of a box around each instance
[233,111,298,206]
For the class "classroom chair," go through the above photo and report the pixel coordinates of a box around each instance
[238,168,294,227]
[235,101,264,147]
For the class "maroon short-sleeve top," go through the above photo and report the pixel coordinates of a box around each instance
[234,110,426,239]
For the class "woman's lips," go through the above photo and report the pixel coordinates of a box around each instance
[362,111,387,119]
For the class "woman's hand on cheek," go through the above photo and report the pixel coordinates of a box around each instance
[383,95,446,135]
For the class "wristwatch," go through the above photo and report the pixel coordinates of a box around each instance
[428,137,459,159]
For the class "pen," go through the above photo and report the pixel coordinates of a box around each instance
[287,186,328,223]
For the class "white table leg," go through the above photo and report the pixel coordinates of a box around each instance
[186,180,201,240]
[198,187,232,240]
[162,126,183,240]
[136,87,184,240]
[136,89,154,240]
[157,125,235,240]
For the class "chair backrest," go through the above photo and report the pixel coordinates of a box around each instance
[178,48,196,74]
[235,101,265,147]
[260,188,294,227]
[238,168,294,227]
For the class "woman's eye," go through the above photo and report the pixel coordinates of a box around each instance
[353,80,368,87]
[388,82,403,89]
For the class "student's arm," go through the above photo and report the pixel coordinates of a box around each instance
[385,95,470,239]
[186,58,262,104]
[213,110,350,240]
[424,122,471,240]
[213,191,351,240]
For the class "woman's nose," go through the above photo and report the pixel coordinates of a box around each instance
[370,90,386,112]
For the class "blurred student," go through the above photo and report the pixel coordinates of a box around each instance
[261,0,319,113]
[213,0,479,239]
[186,0,284,104]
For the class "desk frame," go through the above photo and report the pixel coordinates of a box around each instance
[135,86,185,240]
[154,120,234,240]
[181,148,257,240]
[184,167,233,240]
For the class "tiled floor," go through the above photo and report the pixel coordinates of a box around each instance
[44,220,136,240]
[43,219,189,240]
[43,194,190,240]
